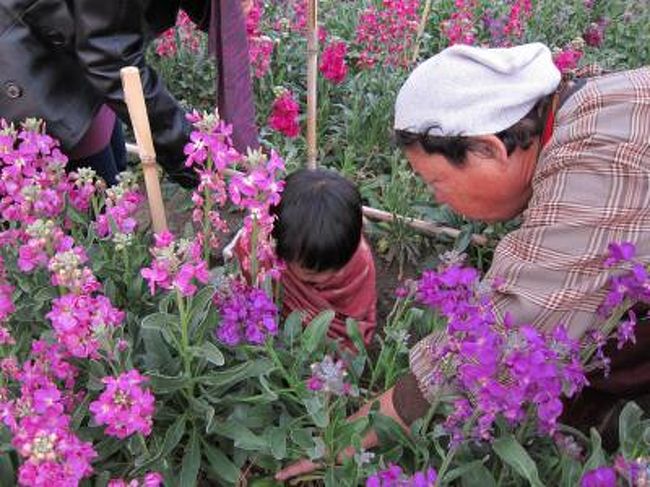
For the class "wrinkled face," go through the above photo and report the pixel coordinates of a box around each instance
[288,262,337,285]
[404,138,538,222]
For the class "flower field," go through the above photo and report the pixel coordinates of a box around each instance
[1,0,650,486]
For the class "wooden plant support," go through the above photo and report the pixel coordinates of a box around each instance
[306,0,318,169]
[120,67,169,234]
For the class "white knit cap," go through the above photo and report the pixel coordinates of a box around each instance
[394,43,561,136]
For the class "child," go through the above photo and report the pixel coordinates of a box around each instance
[231,168,377,346]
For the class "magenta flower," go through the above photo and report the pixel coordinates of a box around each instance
[441,0,478,46]
[141,231,210,296]
[553,44,584,73]
[47,293,124,358]
[320,40,348,84]
[268,90,300,138]
[228,150,285,283]
[581,466,617,487]
[155,11,201,58]
[354,0,420,69]
[366,464,437,487]
[108,471,164,487]
[89,369,155,439]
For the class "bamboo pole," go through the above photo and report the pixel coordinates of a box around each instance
[306,0,318,169]
[125,143,486,244]
[120,67,168,234]
[411,0,433,64]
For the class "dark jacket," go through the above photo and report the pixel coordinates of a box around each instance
[0,0,208,186]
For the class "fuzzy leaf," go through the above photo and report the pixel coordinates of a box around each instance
[180,428,201,487]
[301,310,335,356]
[492,435,544,487]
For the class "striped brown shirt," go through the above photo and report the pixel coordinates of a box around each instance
[411,67,650,402]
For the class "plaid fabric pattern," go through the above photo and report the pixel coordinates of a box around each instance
[411,67,650,402]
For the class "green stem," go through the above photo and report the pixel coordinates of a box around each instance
[250,218,260,286]
[176,291,193,394]
[202,156,214,263]
[434,445,458,487]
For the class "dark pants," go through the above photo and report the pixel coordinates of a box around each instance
[67,121,127,186]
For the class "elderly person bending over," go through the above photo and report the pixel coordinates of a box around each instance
[277,42,650,480]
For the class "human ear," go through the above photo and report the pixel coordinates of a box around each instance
[473,135,509,166]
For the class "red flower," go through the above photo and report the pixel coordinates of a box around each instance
[268,90,300,138]
[320,40,348,84]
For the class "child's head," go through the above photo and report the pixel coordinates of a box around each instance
[272,168,362,282]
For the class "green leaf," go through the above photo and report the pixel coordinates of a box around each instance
[443,460,488,483]
[492,434,544,487]
[282,311,303,346]
[141,312,178,331]
[304,396,329,428]
[189,285,217,336]
[0,453,15,486]
[582,429,607,475]
[198,359,274,390]
[147,373,189,394]
[291,429,315,449]
[559,455,582,487]
[180,428,201,487]
[301,310,335,356]
[135,415,186,471]
[461,463,497,487]
[345,318,366,354]
[210,419,267,451]
[373,413,416,453]
[140,327,175,372]
[191,341,225,367]
[266,427,287,460]
[619,401,643,457]
[33,286,58,302]
[203,442,240,486]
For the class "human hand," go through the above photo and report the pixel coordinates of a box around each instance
[275,458,321,482]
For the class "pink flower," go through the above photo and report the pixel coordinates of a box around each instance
[268,90,301,138]
[441,0,477,46]
[89,369,155,439]
[355,0,420,68]
[47,293,124,358]
[320,40,348,84]
[553,45,583,73]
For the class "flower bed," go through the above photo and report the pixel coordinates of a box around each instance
[0,116,648,486]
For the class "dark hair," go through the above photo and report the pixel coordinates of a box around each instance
[272,168,363,272]
[394,96,552,165]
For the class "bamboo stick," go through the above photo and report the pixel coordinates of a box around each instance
[120,67,168,234]
[306,0,318,169]
[411,0,433,64]
[125,143,486,244]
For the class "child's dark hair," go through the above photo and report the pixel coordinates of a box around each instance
[272,168,362,272]
[394,96,552,165]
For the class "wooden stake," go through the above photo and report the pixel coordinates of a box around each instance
[411,0,433,64]
[306,0,318,169]
[120,67,168,234]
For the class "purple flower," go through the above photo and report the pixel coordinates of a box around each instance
[214,280,279,346]
[604,241,636,267]
[581,466,617,487]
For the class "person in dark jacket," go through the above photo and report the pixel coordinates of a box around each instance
[0,0,257,187]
